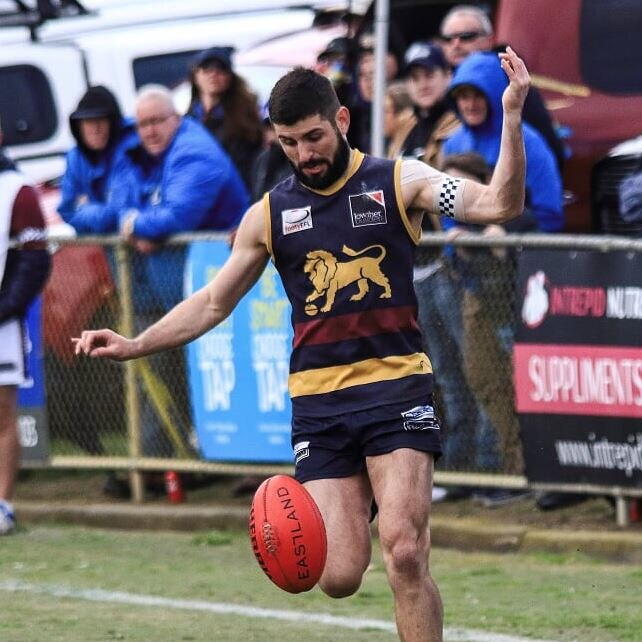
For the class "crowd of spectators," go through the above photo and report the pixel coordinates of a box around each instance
[308,5,568,507]
[3,4,593,515]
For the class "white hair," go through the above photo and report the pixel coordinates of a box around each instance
[440,4,494,36]
[135,84,177,113]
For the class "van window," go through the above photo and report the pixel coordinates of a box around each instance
[0,65,57,145]
[580,0,642,93]
[133,50,200,90]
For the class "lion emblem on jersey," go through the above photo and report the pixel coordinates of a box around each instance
[303,244,392,315]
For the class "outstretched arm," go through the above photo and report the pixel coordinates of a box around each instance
[404,47,530,227]
[73,200,269,360]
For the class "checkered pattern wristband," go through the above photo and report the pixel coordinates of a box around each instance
[438,177,462,218]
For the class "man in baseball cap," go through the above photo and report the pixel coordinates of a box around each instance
[404,41,449,75]
[399,41,456,164]
[398,43,461,510]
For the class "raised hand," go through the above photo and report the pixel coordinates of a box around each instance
[72,329,138,361]
[499,46,531,115]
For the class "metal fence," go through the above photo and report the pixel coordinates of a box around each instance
[34,232,642,519]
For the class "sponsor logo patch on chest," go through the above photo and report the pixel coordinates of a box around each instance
[349,190,387,227]
[282,206,313,235]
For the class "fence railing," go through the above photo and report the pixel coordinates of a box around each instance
[27,231,642,524]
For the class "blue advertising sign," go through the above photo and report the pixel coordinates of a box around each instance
[17,297,50,462]
[185,241,293,462]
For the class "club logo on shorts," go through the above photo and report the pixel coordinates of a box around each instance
[401,405,439,431]
[282,206,313,235]
[293,440,310,464]
[349,190,387,227]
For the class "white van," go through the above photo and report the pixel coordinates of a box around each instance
[0,0,352,45]
[0,1,354,183]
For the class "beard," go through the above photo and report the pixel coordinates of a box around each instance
[291,131,351,190]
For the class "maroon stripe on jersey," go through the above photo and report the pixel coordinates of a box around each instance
[11,186,47,249]
[293,305,419,349]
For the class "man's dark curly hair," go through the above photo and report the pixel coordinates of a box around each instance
[268,67,341,126]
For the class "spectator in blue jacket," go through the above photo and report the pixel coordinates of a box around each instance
[114,84,248,310]
[439,55,562,501]
[58,86,137,232]
[55,87,136,470]
[117,84,247,243]
[438,6,567,172]
[112,84,249,462]
[444,52,564,232]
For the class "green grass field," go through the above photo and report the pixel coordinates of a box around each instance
[1,526,640,642]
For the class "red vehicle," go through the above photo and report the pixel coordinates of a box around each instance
[367,0,642,232]
[495,0,642,232]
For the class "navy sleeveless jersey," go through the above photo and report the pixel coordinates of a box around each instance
[266,150,433,417]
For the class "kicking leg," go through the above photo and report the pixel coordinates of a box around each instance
[304,473,373,598]
[367,448,443,642]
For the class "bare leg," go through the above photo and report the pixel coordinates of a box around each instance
[304,473,373,598]
[0,386,19,501]
[367,449,443,642]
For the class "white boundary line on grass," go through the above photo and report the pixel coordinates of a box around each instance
[0,579,565,642]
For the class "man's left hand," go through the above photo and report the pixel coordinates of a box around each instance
[499,46,530,115]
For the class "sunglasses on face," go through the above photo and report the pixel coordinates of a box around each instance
[440,31,484,43]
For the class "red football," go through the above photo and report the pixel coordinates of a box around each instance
[249,474,327,593]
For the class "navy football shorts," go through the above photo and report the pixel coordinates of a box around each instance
[291,398,442,483]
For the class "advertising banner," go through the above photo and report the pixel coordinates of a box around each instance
[185,241,293,462]
[17,297,50,462]
[514,250,642,486]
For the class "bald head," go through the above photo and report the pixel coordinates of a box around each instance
[439,5,494,67]
[135,84,180,156]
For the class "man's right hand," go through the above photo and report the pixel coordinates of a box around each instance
[72,329,138,361]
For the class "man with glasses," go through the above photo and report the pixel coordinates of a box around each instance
[439,5,494,69]
[109,85,249,466]
[438,5,566,171]
[117,85,247,257]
